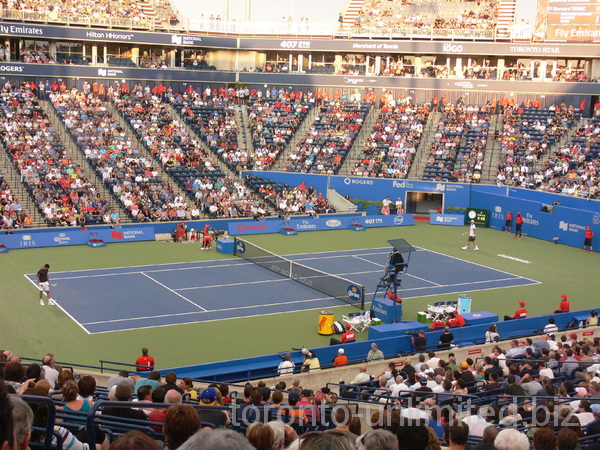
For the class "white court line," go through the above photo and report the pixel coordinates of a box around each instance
[82,295,333,325]
[364,278,542,302]
[140,272,207,312]
[176,278,290,291]
[22,274,91,335]
[46,261,254,281]
[24,258,245,277]
[352,255,385,268]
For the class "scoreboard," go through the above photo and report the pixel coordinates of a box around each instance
[544,0,600,41]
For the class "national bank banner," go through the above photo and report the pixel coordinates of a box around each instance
[0,227,155,249]
[229,215,414,235]
[471,191,600,249]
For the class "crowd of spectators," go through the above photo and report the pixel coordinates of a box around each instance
[284,100,370,174]
[350,95,429,178]
[244,93,313,171]
[0,82,111,226]
[534,116,600,198]
[496,102,579,189]
[2,0,155,23]
[248,176,334,217]
[49,88,181,222]
[423,101,492,183]
[2,326,600,449]
[350,0,499,34]
[0,175,31,230]
[115,90,267,220]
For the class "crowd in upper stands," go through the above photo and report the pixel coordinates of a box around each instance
[350,92,429,179]
[350,0,499,33]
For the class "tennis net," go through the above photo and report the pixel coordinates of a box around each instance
[233,237,364,308]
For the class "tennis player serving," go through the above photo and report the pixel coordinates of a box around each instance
[462,220,480,251]
[37,263,56,306]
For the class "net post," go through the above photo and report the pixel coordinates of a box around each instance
[360,286,365,310]
[233,236,238,256]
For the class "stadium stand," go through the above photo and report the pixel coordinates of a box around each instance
[349,0,500,38]
[350,98,429,178]
[496,103,580,188]
[243,93,314,171]
[49,89,182,222]
[284,100,371,174]
[422,102,492,183]
[0,83,111,226]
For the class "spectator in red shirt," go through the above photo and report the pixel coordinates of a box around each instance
[552,295,570,314]
[446,311,465,328]
[135,347,155,372]
[504,301,527,321]
[330,324,355,345]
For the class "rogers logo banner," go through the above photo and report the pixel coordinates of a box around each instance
[111,231,123,239]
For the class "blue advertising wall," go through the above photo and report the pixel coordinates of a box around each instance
[229,214,415,236]
[246,172,472,209]
[0,227,155,249]
[470,191,600,248]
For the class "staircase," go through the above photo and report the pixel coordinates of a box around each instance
[480,114,503,184]
[0,155,46,227]
[233,104,254,162]
[496,0,517,39]
[273,106,319,171]
[39,100,129,221]
[339,0,365,32]
[410,112,442,180]
[341,104,378,175]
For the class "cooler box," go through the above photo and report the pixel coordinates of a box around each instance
[417,311,428,323]
[318,310,334,335]
[216,238,235,254]
[457,295,472,314]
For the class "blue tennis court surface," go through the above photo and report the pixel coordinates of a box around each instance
[25,247,539,334]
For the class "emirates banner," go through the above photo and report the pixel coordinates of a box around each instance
[542,0,600,41]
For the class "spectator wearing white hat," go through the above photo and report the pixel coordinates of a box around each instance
[333,349,348,367]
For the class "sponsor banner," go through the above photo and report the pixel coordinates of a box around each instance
[238,37,600,57]
[0,62,236,83]
[0,227,155,249]
[229,215,414,235]
[0,23,236,47]
[430,214,463,226]
[471,191,599,249]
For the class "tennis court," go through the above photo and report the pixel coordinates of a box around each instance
[24,245,539,334]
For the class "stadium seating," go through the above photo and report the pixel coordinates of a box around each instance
[0,83,109,226]
[284,100,371,174]
[350,100,429,178]
[422,103,492,182]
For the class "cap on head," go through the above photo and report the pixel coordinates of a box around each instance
[338,348,344,354]
[561,295,568,300]
[200,387,217,405]
[346,324,351,330]
[519,301,526,307]
[420,376,428,384]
